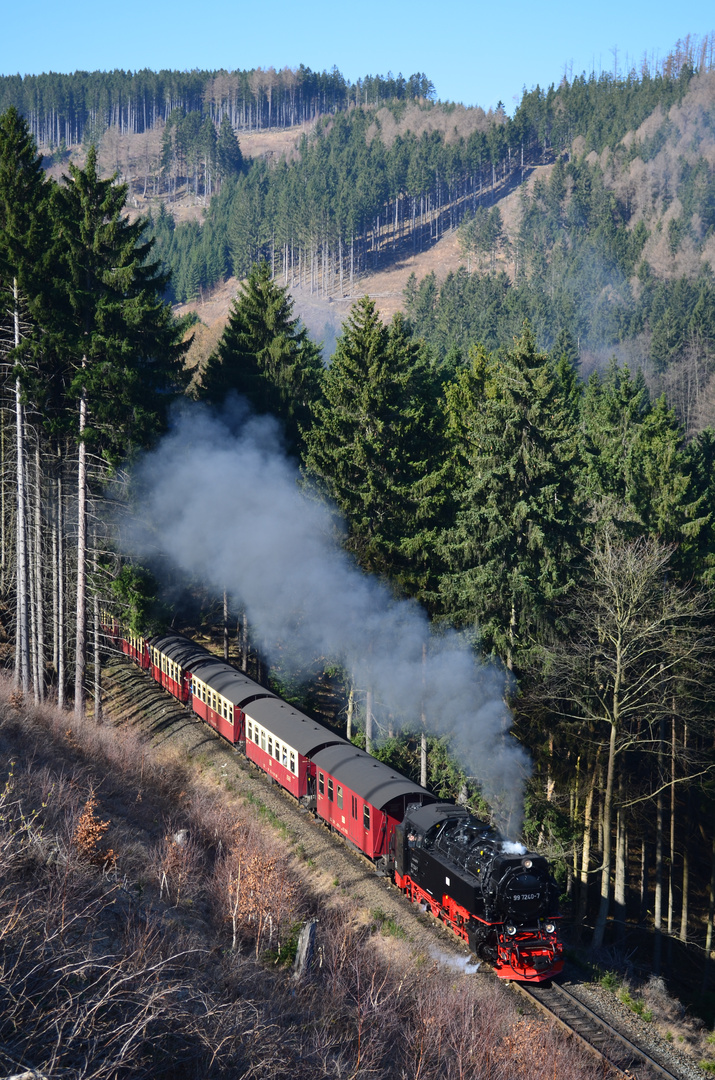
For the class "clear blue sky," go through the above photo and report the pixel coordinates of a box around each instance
[1,0,712,112]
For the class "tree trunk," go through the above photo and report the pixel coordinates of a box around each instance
[51,479,59,683]
[420,640,428,788]
[639,840,649,924]
[702,836,715,992]
[34,440,44,701]
[679,723,689,942]
[1,402,5,591]
[93,572,101,722]
[578,755,597,927]
[668,714,676,936]
[653,714,666,974]
[223,588,229,661]
[241,609,248,672]
[592,719,617,949]
[613,766,627,940]
[57,465,66,708]
[14,285,30,693]
[365,687,373,756]
[346,682,354,740]
[74,385,88,717]
[27,437,38,703]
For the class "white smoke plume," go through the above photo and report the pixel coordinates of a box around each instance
[124,399,531,834]
[501,841,527,856]
[429,947,481,974]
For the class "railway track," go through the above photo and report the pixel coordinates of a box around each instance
[515,980,684,1079]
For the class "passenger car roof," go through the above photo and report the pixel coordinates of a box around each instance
[150,634,275,708]
[244,697,349,756]
[311,744,434,811]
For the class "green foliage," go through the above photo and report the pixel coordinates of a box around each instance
[521,784,575,859]
[261,921,302,967]
[198,260,323,450]
[0,67,435,149]
[618,989,653,1022]
[49,146,189,460]
[370,909,407,938]
[216,115,243,181]
[459,206,504,269]
[440,325,584,667]
[304,298,448,600]
[111,564,170,634]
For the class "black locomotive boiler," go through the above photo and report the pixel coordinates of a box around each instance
[394,802,563,980]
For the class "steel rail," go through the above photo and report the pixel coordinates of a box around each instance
[515,980,682,1080]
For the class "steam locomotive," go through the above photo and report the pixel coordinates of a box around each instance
[395,802,562,978]
[106,619,563,981]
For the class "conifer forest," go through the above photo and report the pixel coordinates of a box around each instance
[5,36,715,1039]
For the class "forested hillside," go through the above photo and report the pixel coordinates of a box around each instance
[154,52,708,303]
[4,34,715,1016]
[408,67,715,436]
[0,66,435,146]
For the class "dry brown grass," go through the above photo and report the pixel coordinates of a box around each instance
[0,676,604,1079]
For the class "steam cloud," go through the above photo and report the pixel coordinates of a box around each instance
[124,400,531,834]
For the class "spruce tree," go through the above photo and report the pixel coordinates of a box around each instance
[217,115,243,182]
[199,260,322,449]
[626,394,707,565]
[579,360,650,531]
[440,325,583,668]
[684,428,715,584]
[0,107,51,695]
[52,145,187,715]
[304,298,446,598]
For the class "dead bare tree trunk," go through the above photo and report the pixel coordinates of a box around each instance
[668,714,676,937]
[365,687,373,756]
[74,384,87,717]
[57,463,66,708]
[14,304,30,692]
[34,439,44,700]
[420,641,428,788]
[93,542,101,723]
[223,588,229,661]
[654,714,665,975]
[51,477,58,684]
[346,681,354,740]
[27,433,38,703]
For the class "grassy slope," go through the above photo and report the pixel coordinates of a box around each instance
[0,671,607,1080]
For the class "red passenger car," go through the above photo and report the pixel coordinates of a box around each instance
[124,628,150,669]
[188,654,275,744]
[149,635,209,702]
[243,697,348,800]
[311,744,435,861]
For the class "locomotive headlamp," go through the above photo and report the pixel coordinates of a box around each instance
[505,923,517,936]
[545,922,556,934]
[523,858,533,869]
